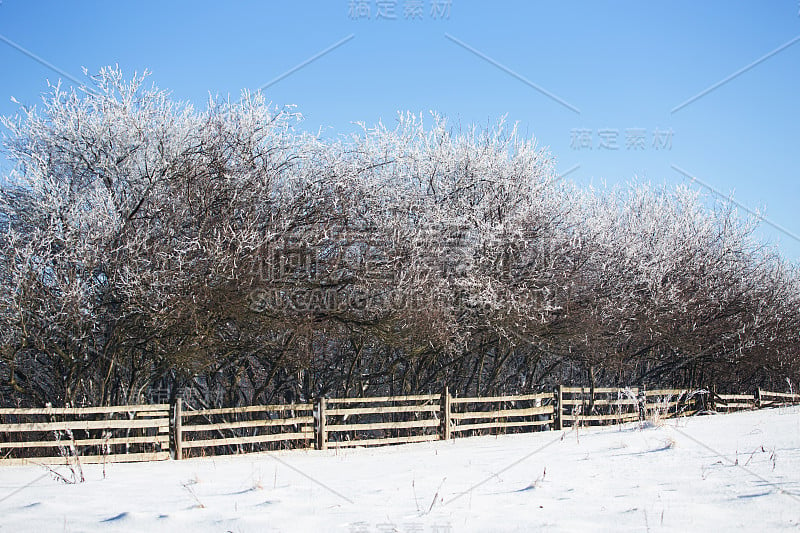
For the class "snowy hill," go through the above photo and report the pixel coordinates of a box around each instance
[1,407,798,532]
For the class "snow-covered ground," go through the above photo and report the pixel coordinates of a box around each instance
[1,407,798,532]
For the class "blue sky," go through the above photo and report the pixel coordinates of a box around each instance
[1,1,799,260]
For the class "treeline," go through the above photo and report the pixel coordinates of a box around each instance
[1,68,798,407]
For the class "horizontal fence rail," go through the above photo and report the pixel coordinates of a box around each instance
[714,393,757,412]
[0,404,170,466]
[2,387,798,464]
[758,389,800,407]
[643,389,692,418]
[175,400,314,459]
[448,391,554,436]
[322,394,440,449]
[557,386,641,427]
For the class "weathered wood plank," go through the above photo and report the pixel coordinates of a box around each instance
[0,435,169,449]
[645,401,680,411]
[326,405,440,416]
[449,393,553,404]
[560,398,639,406]
[0,451,170,465]
[174,398,183,461]
[759,399,800,407]
[183,404,313,417]
[561,387,638,394]
[182,416,314,432]
[316,397,327,450]
[555,385,563,430]
[326,395,439,404]
[328,434,439,448]
[716,403,755,409]
[759,391,800,400]
[326,419,439,432]
[716,394,755,401]
[0,419,168,432]
[452,419,552,432]
[182,431,313,448]
[562,412,639,422]
[451,405,553,420]
[644,389,687,396]
[442,387,451,441]
[0,405,168,416]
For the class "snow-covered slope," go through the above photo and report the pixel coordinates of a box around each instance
[1,407,798,532]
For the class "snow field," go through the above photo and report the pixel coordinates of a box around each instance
[0,407,798,532]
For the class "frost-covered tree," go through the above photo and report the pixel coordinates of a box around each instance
[1,68,798,407]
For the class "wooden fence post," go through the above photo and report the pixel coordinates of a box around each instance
[316,397,327,450]
[637,386,646,421]
[708,385,716,412]
[173,398,183,461]
[441,387,451,440]
[555,385,563,430]
[755,388,762,409]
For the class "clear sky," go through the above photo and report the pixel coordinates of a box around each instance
[1,1,798,260]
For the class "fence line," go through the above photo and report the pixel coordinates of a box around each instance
[714,393,757,412]
[449,391,554,435]
[0,404,170,465]
[556,386,641,427]
[759,389,800,407]
[1,387,798,465]
[175,400,314,459]
[323,395,440,450]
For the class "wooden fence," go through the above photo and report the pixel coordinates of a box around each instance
[555,387,709,428]
[0,404,170,465]
[644,388,705,417]
[713,393,757,412]
[2,387,799,465]
[323,394,440,449]
[557,386,641,428]
[175,401,314,459]
[448,391,555,437]
[758,389,800,408]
